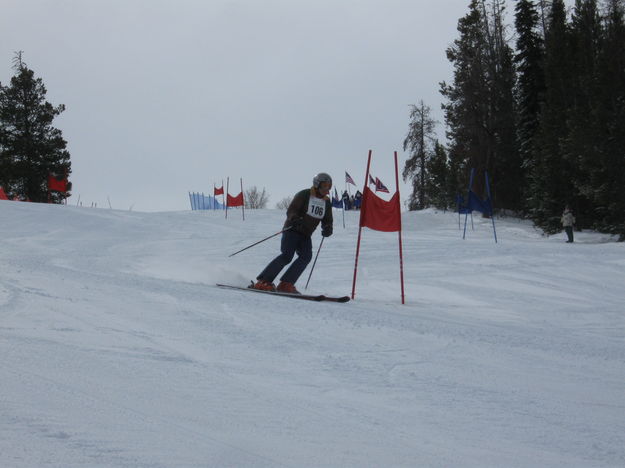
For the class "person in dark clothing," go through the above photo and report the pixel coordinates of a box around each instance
[342,190,351,210]
[354,190,362,210]
[253,173,333,294]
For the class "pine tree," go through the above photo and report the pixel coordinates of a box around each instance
[446,148,466,211]
[0,53,71,203]
[591,0,625,238]
[529,0,573,232]
[537,0,551,35]
[440,0,519,210]
[565,0,602,227]
[425,141,451,210]
[514,0,546,211]
[440,0,488,197]
[402,100,437,210]
[484,0,521,211]
[441,0,624,238]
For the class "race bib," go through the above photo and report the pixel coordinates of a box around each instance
[307,197,326,219]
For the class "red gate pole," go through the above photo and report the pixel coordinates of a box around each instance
[225,177,229,219]
[394,151,405,304]
[351,149,373,300]
[240,178,245,220]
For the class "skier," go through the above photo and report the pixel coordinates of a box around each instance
[253,173,334,294]
[561,205,576,243]
[341,190,351,210]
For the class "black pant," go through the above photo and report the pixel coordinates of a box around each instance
[565,226,574,242]
[257,230,313,284]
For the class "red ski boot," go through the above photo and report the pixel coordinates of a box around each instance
[252,280,276,292]
[276,281,300,294]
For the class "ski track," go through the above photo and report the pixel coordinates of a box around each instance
[1,201,624,467]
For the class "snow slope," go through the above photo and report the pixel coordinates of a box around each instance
[1,201,624,467]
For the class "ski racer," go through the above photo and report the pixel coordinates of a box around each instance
[253,173,334,294]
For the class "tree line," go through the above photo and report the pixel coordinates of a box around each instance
[0,52,71,203]
[403,0,625,240]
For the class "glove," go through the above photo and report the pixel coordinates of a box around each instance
[322,226,333,237]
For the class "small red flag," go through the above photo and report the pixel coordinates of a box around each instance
[0,187,8,200]
[48,174,67,192]
[227,192,244,207]
[214,186,224,196]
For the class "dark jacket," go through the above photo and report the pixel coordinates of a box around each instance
[284,188,333,237]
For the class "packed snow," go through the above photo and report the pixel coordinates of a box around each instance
[1,200,623,467]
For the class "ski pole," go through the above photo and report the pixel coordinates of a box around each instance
[305,237,325,290]
[228,227,291,257]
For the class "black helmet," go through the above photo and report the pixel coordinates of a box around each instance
[313,172,332,188]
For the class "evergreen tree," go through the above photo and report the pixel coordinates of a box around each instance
[514,0,546,211]
[446,148,466,211]
[537,0,551,35]
[440,0,624,238]
[529,0,573,232]
[440,0,488,197]
[402,100,437,210]
[483,0,521,211]
[590,0,625,238]
[440,0,519,210]
[0,53,71,203]
[425,141,451,210]
[565,0,602,227]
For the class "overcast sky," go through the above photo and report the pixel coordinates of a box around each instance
[3,1,507,211]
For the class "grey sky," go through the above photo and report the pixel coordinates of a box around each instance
[3,1,488,211]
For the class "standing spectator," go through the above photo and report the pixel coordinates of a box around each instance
[561,205,576,243]
[354,190,362,210]
[342,190,351,210]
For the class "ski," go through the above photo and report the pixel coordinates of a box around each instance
[216,283,350,303]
